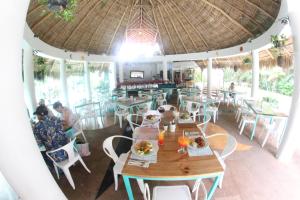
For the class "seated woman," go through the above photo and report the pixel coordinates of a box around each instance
[33,105,68,162]
[228,82,236,98]
[53,101,77,131]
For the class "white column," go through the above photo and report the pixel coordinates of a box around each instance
[277,0,300,160]
[251,50,259,98]
[109,62,117,91]
[207,58,212,97]
[83,61,92,101]
[0,1,67,199]
[23,41,37,117]
[163,60,168,82]
[59,59,69,107]
[119,62,124,83]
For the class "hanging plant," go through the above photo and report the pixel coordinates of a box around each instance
[242,57,252,65]
[38,0,77,22]
[271,34,287,48]
[270,34,288,66]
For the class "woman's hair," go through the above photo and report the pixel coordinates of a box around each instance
[53,101,63,109]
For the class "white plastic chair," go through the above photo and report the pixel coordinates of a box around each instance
[261,116,287,148]
[114,105,129,128]
[186,101,201,122]
[206,133,237,188]
[206,99,221,123]
[238,114,256,136]
[196,114,211,136]
[102,135,144,192]
[157,92,167,106]
[46,139,91,190]
[126,114,142,132]
[137,101,152,117]
[72,119,88,143]
[235,105,250,123]
[157,104,176,111]
[143,179,207,200]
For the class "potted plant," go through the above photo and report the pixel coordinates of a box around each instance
[242,57,252,65]
[38,0,77,22]
[270,34,288,67]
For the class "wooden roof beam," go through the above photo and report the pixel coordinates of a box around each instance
[200,0,254,36]
[157,0,188,53]
[157,5,177,54]
[170,1,209,49]
[63,0,103,48]
[165,1,198,51]
[106,5,130,54]
[86,0,118,52]
[149,0,165,55]
[223,0,265,31]
[245,0,275,20]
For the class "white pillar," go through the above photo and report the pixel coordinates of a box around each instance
[119,62,124,83]
[109,62,117,91]
[84,61,92,101]
[207,58,212,97]
[0,1,67,199]
[277,0,300,160]
[23,41,37,117]
[163,60,168,82]
[59,59,69,107]
[251,50,259,98]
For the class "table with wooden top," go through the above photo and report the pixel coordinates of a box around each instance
[122,111,224,200]
[244,100,289,141]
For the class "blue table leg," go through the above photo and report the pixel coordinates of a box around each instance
[250,115,259,141]
[123,176,134,200]
[207,175,221,200]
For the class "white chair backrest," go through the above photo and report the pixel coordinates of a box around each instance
[162,92,167,99]
[196,114,211,136]
[46,138,77,163]
[145,101,152,110]
[264,116,287,136]
[158,105,176,111]
[102,135,133,163]
[186,101,200,112]
[206,133,237,160]
[126,114,142,131]
[143,183,151,200]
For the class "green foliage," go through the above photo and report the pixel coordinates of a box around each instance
[38,0,77,22]
[34,56,48,80]
[242,57,252,65]
[271,34,288,48]
[223,67,293,96]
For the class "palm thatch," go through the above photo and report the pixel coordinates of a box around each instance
[26,0,281,56]
[195,37,293,70]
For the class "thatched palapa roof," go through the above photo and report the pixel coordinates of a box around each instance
[26,0,281,56]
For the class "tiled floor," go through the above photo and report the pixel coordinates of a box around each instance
[54,102,300,200]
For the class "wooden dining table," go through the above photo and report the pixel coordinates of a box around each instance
[122,111,224,200]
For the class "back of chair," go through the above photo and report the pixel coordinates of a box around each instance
[102,135,133,163]
[206,133,237,160]
[46,138,77,163]
[196,114,211,136]
[158,105,176,111]
[126,114,142,131]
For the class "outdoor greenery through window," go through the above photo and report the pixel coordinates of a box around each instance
[34,56,113,110]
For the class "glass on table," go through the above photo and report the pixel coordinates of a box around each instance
[158,130,165,145]
[177,135,189,153]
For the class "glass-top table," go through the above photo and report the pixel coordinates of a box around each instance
[244,99,288,141]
